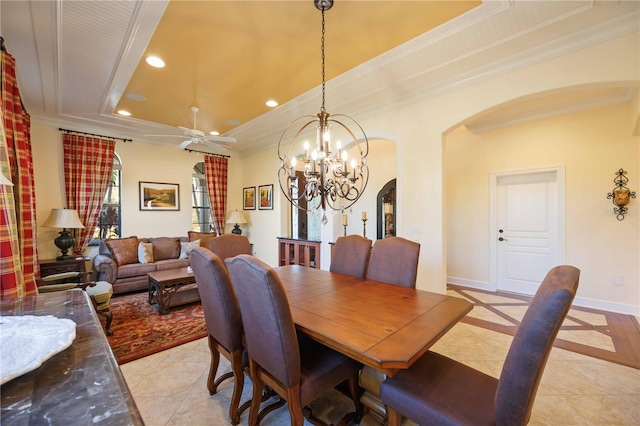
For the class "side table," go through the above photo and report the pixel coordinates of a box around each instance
[40,258,88,282]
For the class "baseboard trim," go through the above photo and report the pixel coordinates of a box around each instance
[446,277,492,292]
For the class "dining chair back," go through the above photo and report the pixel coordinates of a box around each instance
[188,247,247,425]
[330,234,372,278]
[380,265,580,426]
[366,237,420,287]
[209,233,251,263]
[359,237,420,422]
[226,254,363,426]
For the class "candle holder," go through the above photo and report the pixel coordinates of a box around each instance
[343,224,348,237]
[362,219,368,238]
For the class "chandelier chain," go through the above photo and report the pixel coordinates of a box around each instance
[277,0,369,216]
[321,5,326,113]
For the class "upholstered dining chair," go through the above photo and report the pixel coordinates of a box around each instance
[380,265,580,426]
[359,236,421,422]
[37,271,114,335]
[330,234,372,278]
[209,234,252,264]
[188,247,248,425]
[225,254,364,426]
[366,237,420,287]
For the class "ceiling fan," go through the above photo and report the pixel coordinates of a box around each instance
[149,106,236,151]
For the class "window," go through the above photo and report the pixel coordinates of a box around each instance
[91,154,121,243]
[192,162,216,233]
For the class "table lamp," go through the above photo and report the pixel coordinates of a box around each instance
[42,208,85,260]
[226,210,248,235]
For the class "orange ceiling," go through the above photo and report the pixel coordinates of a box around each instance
[116,1,480,136]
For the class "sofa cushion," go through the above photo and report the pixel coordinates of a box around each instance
[156,258,190,271]
[179,240,200,259]
[138,242,154,263]
[117,262,157,279]
[188,231,217,248]
[149,237,181,261]
[105,236,139,266]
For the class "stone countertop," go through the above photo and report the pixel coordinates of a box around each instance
[0,290,143,425]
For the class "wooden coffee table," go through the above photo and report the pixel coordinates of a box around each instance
[147,267,200,314]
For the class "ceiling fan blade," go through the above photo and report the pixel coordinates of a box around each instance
[146,135,186,139]
[200,139,230,151]
[204,135,236,144]
[176,139,193,150]
[178,126,198,137]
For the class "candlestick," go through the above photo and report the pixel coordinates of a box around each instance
[362,218,368,238]
[362,211,367,220]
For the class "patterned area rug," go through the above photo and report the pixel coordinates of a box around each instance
[106,292,207,364]
[448,285,640,369]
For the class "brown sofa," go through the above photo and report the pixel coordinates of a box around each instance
[93,233,217,294]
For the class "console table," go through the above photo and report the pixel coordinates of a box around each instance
[0,290,143,424]
[39,258,87,282]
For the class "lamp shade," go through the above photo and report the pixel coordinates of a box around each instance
[226,210,247,225]
[42,209,85,229]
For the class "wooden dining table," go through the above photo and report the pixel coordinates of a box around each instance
[274,265,473,377]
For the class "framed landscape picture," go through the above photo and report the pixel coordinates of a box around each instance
[139,181,180,211]
[243,186,256,210]
[259,184,273,210]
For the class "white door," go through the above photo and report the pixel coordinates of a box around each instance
[495,170,562,295]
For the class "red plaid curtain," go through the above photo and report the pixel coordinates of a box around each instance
[1,44,39,299]
[63,133,115,256]
[204,155,228,235]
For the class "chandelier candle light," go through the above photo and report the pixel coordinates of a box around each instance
[277,0,369,224]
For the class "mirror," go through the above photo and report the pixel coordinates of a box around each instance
[377,179,396,239]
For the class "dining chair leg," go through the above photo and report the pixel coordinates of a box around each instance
[387,406,402,426]
[248,361,264,426]
[207,336,224,395]
[228,349,245,425]
[287,384,304,426]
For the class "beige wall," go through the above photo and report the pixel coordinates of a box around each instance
[30,31,638,313]
[445,101,639,314]
[32,125,240,259]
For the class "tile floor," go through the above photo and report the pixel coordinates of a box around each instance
[121,291,640,426]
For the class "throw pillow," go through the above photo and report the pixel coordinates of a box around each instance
[138,242,154,263]
[105,237,139,266]
[179,240,200,260]
[149,237,181,261]
[188,231,217,249]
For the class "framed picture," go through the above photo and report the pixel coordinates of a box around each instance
[243,186,256,210]
[139,181,180,211]
[258,184,274,210]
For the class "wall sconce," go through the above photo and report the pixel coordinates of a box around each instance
[607,168,636,221]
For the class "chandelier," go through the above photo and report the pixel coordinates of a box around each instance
[277,0,369,221]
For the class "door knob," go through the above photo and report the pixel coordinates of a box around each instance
[499,237,507,241]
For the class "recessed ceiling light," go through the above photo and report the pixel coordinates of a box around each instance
[117,110,131,117]
[125,92,146,101]
[145,56,165,68]
[266,100,278,107]
[227,119,241,126]
[210,131,220,136]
